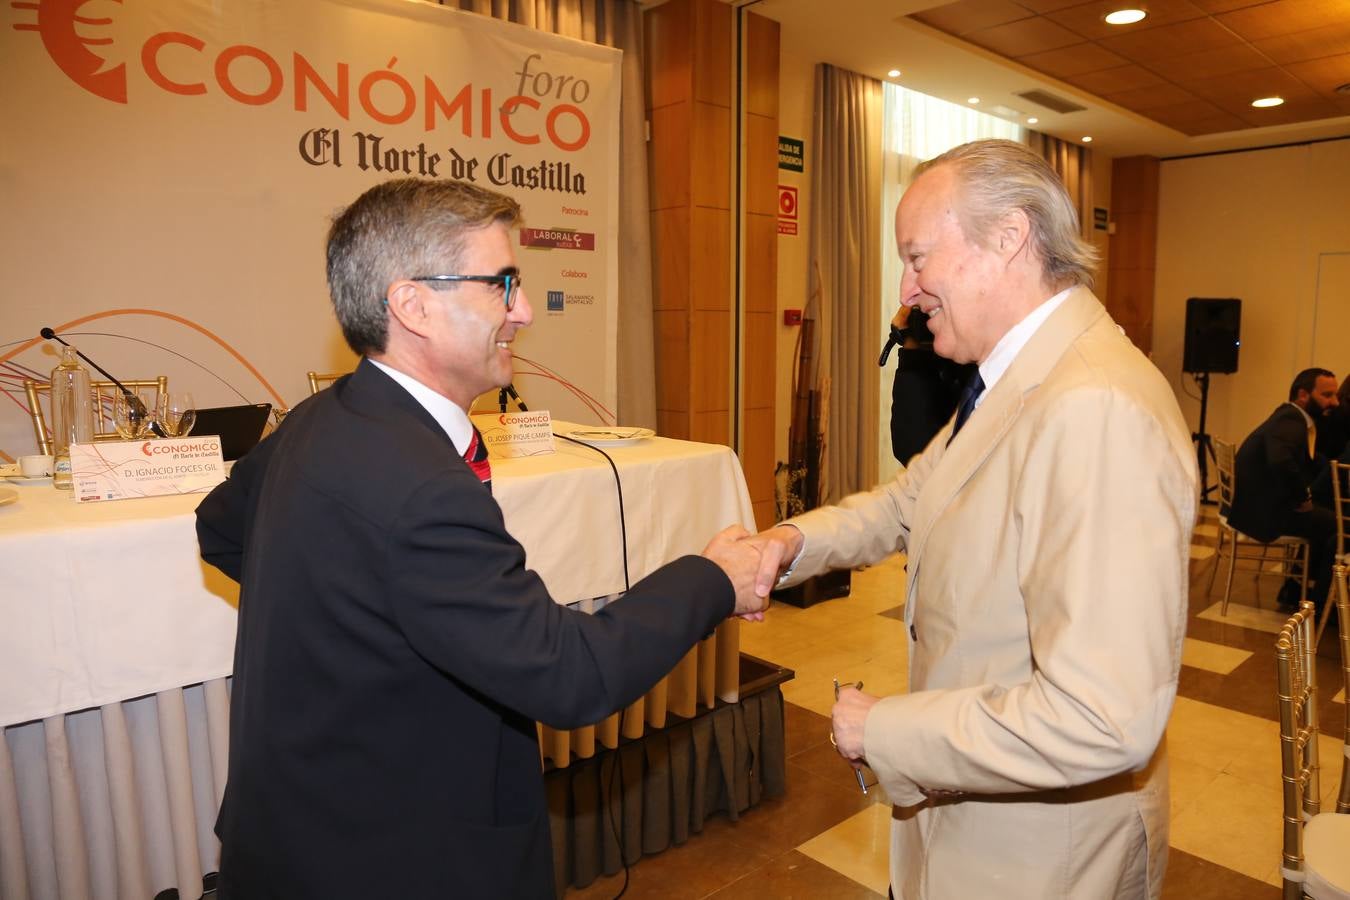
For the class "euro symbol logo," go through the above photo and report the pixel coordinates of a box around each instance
[12,0,128,104]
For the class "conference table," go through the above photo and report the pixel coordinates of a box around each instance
[0,429,756,900]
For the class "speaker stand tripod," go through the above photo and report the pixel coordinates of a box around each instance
[1192,371,1217,505]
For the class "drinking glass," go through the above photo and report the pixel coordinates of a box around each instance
[113,391,153,439]
[158,392,197,437]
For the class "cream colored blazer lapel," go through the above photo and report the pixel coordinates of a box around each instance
[904,287,1108,625]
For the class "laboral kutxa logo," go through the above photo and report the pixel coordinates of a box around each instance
[12,0,596,158]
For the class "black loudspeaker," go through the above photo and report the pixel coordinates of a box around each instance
[1183,298,1241,374]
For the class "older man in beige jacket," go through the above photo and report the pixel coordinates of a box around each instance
[750,140,1197,898]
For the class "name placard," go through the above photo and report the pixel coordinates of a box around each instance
[71,437,227,503]
[471,410,555,459]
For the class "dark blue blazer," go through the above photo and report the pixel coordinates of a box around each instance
[196,359,732,899]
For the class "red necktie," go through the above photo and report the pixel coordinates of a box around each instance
[464,425,492,494]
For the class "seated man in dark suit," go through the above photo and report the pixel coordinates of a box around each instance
[1229,367,1340,610]
[195,178,776,899]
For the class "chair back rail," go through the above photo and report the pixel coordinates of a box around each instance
[306,371,344,396]
[1331,460,1350,814]
[1276,602,1321,897]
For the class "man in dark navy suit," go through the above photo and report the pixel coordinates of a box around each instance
[196,179,778,899]
[1229,367,1340,610]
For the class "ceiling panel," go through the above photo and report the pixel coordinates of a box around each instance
[1143,43,1273,81]
[904,0,1350,137]
[1217,0,1348,42]
[1185,0,1271,12]
[1184,65,1320,104]
[1232,95,1344,125]
[1097,17,1242,61]
[910,0,1035,36]
[1145,99,1249,133]
[1254,25,1350,65]
[1104,82,1201,110]
[1045,0,1207,41]
[965,15,1085,55]
[1016,41,1130,76]
[1066,63,1170,93]
[1283,53,1350,97]
[1005,0,1094,13]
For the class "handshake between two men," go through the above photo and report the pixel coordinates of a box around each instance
[698,523,805,621]
[700,523,877,769]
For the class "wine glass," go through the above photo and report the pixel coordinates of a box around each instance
[113,391,153,439]
[158,392,197,437]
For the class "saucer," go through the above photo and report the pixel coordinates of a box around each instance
[1,463,52,483]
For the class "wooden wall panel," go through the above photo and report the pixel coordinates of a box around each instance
[693,0,732,106]
[691,102,731,211]
[739,12,779,529]
[650,208,689,311]
[691,208,731,311]
[644,0,691,110]
[647,0,778,528]
[648,103,691,211]
[743,213,777,314]
[1106,155,1160,353]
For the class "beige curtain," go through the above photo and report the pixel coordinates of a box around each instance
[1026,130,1094,242]
[807,64,883,502]
[446,0,657,427]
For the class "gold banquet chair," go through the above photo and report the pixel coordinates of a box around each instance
[306,371,345,396]
[1211,438,1310,618]
[1276,602,1350,899]
[23,377,169,455]
[1330,460,1350,813]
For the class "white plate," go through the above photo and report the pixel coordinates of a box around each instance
[563,427,655,447]
[0,487,18,507]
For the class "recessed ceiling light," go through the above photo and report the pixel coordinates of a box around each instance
[1081,136,1093,143]
[887,69,901,78]
[1027,116,1039,124]
[1104,8,1147,25]
[967,97,980,104]
[1251,96,1285,108]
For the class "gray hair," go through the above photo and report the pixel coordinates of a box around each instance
[914,139,1099,289]
[326,178,522,355]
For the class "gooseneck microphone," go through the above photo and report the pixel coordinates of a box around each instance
[40,327,162,434]
[497,383,529,413]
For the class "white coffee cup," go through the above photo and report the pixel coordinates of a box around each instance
[19,454,54,478]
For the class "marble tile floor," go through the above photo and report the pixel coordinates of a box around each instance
[567,513,1345,899]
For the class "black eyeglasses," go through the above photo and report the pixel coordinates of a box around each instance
[412,274,522,310]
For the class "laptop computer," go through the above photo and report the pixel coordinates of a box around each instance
[187,403,272,460]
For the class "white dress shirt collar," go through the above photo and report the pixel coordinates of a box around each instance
[973,286,1075,409]
[368,358,474,456]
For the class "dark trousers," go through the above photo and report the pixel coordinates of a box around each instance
[1278,505,1337,605]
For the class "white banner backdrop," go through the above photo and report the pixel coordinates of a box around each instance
[0,0,621,461]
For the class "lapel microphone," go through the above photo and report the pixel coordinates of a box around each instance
[40,327,165,436]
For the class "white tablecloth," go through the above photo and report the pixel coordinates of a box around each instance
[0,433,755,729]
